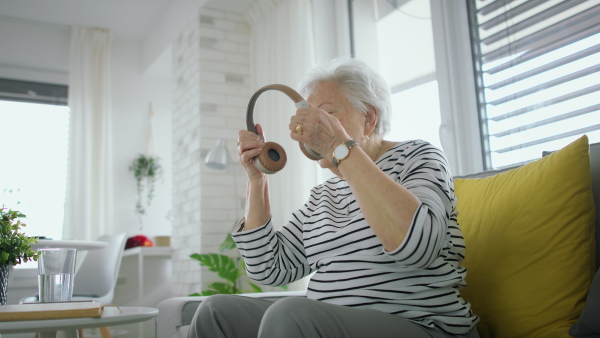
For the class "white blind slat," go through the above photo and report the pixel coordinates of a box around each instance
[469,0,600,168]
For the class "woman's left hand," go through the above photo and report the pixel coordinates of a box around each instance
[289,107,350,160]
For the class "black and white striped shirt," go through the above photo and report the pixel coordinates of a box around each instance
[232,140,479,334]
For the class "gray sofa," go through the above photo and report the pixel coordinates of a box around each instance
[156,141,600,338]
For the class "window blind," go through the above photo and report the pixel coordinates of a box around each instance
[0,78,68,106]
[467,0,600,169]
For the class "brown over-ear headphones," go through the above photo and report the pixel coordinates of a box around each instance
[246,84,324,174]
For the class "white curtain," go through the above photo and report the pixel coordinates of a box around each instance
[245,0,323,230]
[64,26,114,240]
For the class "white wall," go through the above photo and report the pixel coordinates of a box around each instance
[0,16,174,240]
[0,17,69,84]
[110,38,173,239]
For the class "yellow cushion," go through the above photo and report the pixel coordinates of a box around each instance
[455,135,596,338]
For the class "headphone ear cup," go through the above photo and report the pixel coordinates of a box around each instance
[299,143,324,161]
[254,142,287,174]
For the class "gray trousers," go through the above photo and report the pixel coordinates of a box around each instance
[187,294,480,338]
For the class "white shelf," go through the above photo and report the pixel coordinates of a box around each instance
[122,246,172,257]
[116,245,172,338]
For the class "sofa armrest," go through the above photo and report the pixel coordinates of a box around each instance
[156,290,307,338]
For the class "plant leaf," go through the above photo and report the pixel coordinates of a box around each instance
[129,154,163,215]
[200,290,217,296]
[0,208,39,265]
[219,233,237,252]
[190,253,240,284]
[204,282,236,295]
[239,258,246,271]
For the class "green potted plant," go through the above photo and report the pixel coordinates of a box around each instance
[189,233,287,296]
[129,154,163,216]
[0,207,39,305]
[189,234,260,295]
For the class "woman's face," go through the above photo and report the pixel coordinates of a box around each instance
[307,81,366,170]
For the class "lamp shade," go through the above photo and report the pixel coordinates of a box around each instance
[205,139,230,171]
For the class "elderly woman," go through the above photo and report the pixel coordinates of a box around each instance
[188,58,479,338]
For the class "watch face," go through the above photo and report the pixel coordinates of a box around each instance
[334,144,349,160]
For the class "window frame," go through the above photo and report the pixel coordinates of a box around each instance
[464,0,600,169]
[429,0,484,176]
[0,78,68,106]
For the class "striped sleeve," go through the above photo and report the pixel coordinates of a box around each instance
[384,142,455,268]
[230,215,312,287]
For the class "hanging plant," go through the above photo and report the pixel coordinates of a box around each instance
[129,154,163,215]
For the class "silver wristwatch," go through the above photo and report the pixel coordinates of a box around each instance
[331,140,358,167]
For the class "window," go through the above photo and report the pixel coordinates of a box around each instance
[352,0,442,149]
[0,79,69,244]
[377,1,442,149]
[467,0,600,169]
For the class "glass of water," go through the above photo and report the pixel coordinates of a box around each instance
[37,248,77,302]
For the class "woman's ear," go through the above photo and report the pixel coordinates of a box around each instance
[364,105,378,136]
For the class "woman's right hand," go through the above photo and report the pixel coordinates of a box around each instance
[237,123,267,181]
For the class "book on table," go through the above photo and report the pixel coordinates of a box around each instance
[0,301,104,321]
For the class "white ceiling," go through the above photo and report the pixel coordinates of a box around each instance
[0,0,256,41]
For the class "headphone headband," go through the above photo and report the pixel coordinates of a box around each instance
[246,84,324,174]
[246,84,308,133]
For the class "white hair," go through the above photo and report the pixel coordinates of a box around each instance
[298,57,392,137]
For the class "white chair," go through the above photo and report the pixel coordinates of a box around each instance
[72,233,127,305]
[71,233,127,338]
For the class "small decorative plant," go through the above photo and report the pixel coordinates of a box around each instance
[189,233,286,296]
[129,154,163,216]
[0,208,39,266]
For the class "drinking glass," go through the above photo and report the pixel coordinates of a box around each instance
[37,248,77,302]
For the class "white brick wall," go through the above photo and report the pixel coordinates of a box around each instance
[171,8,250,297]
